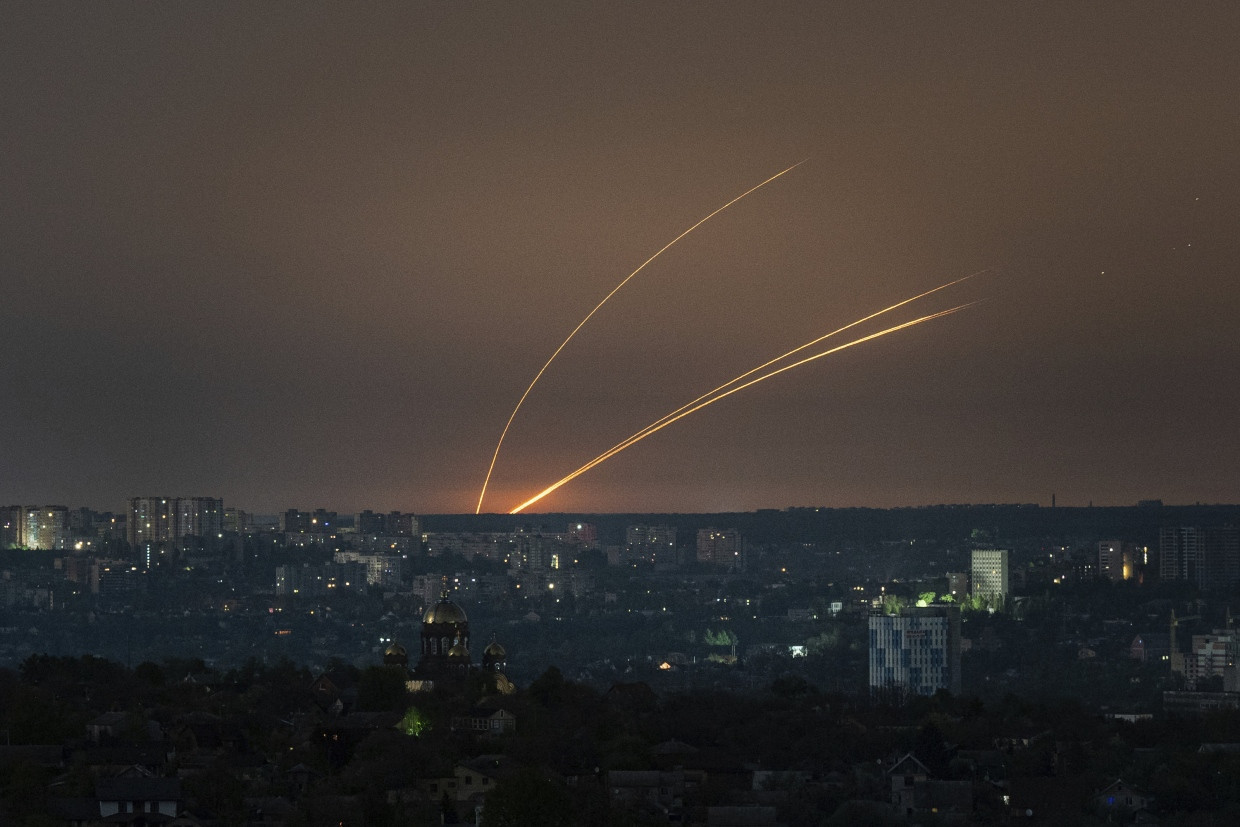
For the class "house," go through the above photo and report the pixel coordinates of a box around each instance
[1093,779,1151,814]
[310,669,357,714]
[75,746,172,779]
[454,757,504,807]
[86,711,131,743]
[418,755,507,815]
[887,752,931,816]
[607,769,685,822]
[449,707,516,735]
[96,776,183,822]
[607,769,684,809]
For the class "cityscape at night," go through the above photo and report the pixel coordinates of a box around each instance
[3,2,1239,825]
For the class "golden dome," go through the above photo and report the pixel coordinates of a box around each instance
[423,598,468,625]
[483,641,506,658]
[448,642,470,658]
[384,642,407,658]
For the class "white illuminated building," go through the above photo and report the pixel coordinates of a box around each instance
[970,548,1010,601]
[869,606,961,696]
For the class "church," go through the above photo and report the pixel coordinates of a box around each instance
[384,585,513,694]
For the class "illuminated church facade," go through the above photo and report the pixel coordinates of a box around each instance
[385,586,513,694]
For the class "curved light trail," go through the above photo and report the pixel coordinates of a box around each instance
[509,301,979,514]
[475,160,808,513]
[576,270,986,467]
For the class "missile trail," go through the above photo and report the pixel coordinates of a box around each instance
[475,160,808,513]
[508,271,988,513]
[509,302,979,514]
[584,270,986,464]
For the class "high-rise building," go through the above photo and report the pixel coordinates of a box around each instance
[223,508,252,533]
[128,497,176,547]
[566,522,598,548]
[502,533,566,572]
[355,510,420,537]
[869,605,962,697]
[1170,628,1240,691]
[1161,526,1201,585]
[946,572,969,601]
[176,497,223,542]
[357,510,386,535]
[625,524,678,568]
[696,528,744,568]
[1160,526,1239,590]
[1098,540,1132,582]
[128,497,222,544]
[970,549,1010,601]
[7,506,71,550]
[1098,540,1148,583]
[385,512,419,536]
[1,506,22,549]
[1204,526,1240,589]
[334,551,405,589]
[128,496,223,565]
[309,509,337,534]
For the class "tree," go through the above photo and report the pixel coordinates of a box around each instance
[133,660,165,687]
[881,594,907,615]
[398,705,429,737]
[357,665,410,712]
[528,666,567,708]
[480,767,574,827]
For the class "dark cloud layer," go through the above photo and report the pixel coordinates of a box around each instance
[2,2,1238,514]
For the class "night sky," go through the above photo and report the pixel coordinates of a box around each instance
[3,3,1238,515]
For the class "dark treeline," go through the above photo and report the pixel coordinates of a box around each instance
[4,653,1240,825]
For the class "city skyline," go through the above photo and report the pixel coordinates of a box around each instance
[3,3,1238,514]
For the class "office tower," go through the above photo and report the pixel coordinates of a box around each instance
[869,605,962,696]
[971,548,1010,601]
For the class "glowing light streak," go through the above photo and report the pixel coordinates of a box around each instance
[475,160,808,513]
[590,271,985,466]
[509,302,979,514]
